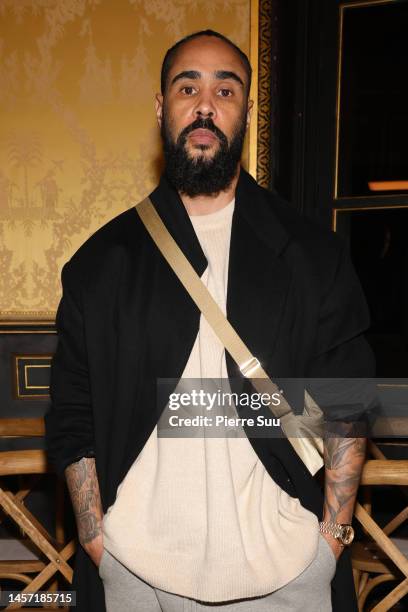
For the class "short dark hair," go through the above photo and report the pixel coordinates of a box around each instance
[161,30,252,95]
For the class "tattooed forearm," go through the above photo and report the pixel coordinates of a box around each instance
[323,427,366,524]
[324,436,366,470]
[65,458,103,545]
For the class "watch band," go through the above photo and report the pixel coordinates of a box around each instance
[320,521,342,538]
[319,521,354,546]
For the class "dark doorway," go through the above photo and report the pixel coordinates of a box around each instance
[268,0,408,377]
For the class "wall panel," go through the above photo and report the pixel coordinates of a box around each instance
[0,0,251,321]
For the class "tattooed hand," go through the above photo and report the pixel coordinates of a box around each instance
[322,423,366,560]
[65,457,104,567]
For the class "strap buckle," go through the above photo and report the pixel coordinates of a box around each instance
[239,357,261,377]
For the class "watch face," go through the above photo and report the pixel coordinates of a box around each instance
[340,525,355,545]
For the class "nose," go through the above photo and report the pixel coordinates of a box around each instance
[196,109,214,119]
[193,89,216,120]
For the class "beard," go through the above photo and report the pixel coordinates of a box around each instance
[161,110,247,197]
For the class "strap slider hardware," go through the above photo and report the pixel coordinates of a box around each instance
[239,357,261,377]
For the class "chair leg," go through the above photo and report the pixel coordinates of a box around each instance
[0,489,73,582]
[359,571,369,596]
[355,502,408,577]
[45,579,59,609]
[370,576,408,612]
[359,574,396,610]
[353,568,362,596]
[0,573,32,585]
[4,541,75,611]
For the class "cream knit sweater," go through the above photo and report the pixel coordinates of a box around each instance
[102,199,319,601]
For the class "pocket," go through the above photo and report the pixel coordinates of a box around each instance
[98,548,107,578]
[319,534,337,577]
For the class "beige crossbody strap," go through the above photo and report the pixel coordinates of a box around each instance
[135,197,324,474]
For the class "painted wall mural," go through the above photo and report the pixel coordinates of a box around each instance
[0,0,251,321]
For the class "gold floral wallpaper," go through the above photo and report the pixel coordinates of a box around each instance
[0,0,253,321]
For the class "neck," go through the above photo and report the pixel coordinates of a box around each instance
[179,165,240,216]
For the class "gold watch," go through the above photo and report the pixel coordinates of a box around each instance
[319,521,355,546]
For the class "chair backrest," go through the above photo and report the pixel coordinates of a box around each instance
[0,418,45,438]
[360,459,408,487]
[0,419,48,477]
[0,449,49,477]
[0,415,75,590]
[353,448,408,610]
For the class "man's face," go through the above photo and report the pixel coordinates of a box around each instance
[156,36,253,197]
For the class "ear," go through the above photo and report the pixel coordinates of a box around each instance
[155,93,164,127]
[246,99,254,130]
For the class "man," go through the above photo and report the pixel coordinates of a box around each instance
[45,30,375,611]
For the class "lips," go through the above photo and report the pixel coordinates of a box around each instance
[188,128,218,145]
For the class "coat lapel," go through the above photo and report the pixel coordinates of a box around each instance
[226,169,291,378]
[145,176,207,379]
[149,174,207,277]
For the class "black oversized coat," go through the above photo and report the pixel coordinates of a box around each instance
[45,168,375,612]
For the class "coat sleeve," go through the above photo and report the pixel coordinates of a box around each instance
[306,239,378,427]
[44,261,95,478]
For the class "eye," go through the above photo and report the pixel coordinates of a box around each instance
[180,86,197,95]
[218,88,233,98]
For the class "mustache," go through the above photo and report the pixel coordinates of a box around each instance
[177,117,228,147]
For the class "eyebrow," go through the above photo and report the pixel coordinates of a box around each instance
[171,69,244,87]
[171,70,200,85]
[215,70,244,86]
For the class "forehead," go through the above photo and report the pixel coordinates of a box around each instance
[169,36,247,83]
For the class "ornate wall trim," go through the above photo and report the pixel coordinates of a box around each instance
[256,0,273,188]
[248,0,259,179]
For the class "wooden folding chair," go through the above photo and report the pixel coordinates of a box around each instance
[352,441,408,611]
[0,418,76,610]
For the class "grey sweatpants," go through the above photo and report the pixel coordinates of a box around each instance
[99,534,336,612]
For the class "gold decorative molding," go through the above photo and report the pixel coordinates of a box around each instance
[0,330,57,334]
[0,313,55,325]
[13,354,53,400]
[248,0,259,179]
[256,0,272,188]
